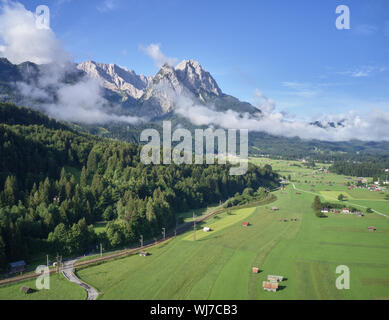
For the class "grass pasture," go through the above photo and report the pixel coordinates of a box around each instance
[0,273,86,300]
[1,157,388,300]
[75,158,389,300]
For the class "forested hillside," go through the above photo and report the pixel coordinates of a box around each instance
[0,102,279,270]
[330,160,389,178]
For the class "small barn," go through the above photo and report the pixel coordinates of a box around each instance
[268,275,284,282]
[242,222,250,227]
[368,226,376,232]
[252,267,259,274]
[262,281,279,292]
[9,261,26,274]
[21,287,33,294]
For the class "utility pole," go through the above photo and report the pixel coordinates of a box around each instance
[140,235,143,248]
[193,212,196,241]
[46,254,49,267]
[56,253,59,273]
[100,243,103,257]
[162,228,166,240]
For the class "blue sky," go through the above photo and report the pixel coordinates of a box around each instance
[14,0,389,120]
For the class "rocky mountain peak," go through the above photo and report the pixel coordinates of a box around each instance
[77,60,152,100]
[174,59,222,97]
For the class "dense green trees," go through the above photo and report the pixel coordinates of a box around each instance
[330,160,389,178]
[0,103,280,270]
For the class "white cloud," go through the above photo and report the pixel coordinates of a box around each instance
[0,1,70,65]
[140,43,178,68]
[172,89,389,142]
[253,89,275,114]
[0,1,141,125]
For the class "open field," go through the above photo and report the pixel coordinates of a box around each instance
[1,157,389,300]
[74,158,389,300]
[0,273,86,300]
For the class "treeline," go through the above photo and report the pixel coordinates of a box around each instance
[0,103,279,269]
[330,160,389,178]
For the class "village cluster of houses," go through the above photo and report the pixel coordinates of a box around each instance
[321,207,364,216]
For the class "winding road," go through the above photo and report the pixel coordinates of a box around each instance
[61,258,99,300]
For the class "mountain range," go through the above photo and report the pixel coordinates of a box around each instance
[1,57,389,160]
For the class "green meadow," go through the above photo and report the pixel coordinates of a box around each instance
[2,158,389,300]
[0,274,86,300]
[76,179,389,300]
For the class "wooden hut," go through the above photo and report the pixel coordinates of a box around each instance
[252,267,259,274]
[21,287,33,294]
[9,261,26,274]
[262,281,279,292]
[268,275,284,282]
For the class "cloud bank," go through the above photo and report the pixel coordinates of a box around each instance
[172,88,389,142]
[0,1,140,125]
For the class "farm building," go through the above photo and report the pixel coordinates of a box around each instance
[242,222,250,227]
[139,251,150,257]
[262,281,279,292]
[368,227,376,232]
[252,267,259,274]
[270,207,279,211]
[21,287,33,294]
[268,275,284,282]
[9,260,26,274]
[203,227,212,232]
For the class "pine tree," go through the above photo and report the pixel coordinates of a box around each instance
[313,196,322,211]
[80,166,88,188]
[4,175,17,206]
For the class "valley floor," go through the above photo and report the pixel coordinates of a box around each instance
[2,158,389,300]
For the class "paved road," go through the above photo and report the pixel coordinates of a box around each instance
[61,258,99,300]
